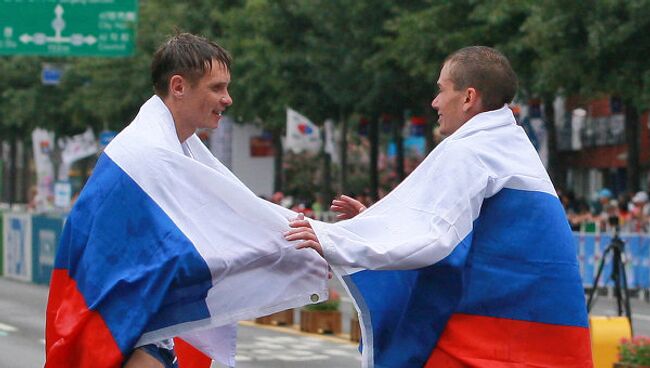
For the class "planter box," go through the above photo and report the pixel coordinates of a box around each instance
[300,310,342,334]
[255,309,294,326]
[350,317,361,342]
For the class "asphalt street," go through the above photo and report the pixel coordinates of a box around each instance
[0,277,360,368]
[1,276,650,368]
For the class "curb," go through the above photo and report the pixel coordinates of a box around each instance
[238,320,358,346]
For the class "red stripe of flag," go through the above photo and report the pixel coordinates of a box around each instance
[46,269,123,367]
[174,338,212,368]
[426,313,592,367]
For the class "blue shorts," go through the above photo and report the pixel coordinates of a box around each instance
[134,344,178,368]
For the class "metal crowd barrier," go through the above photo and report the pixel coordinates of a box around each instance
[2,209,650,290]
[1,210,65,285]
[575,232,650,289]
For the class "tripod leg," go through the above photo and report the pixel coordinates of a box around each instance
[587,247,612,312]
[612,250,623,316]
[619,259,634,335]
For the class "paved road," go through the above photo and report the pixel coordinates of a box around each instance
[2,275,650,368]
[0,278,47,368]
[0,277,360,368]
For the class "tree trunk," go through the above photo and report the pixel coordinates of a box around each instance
[321,134,333,206]
[424,99,436,155]
[50,143,63,182]
[21,142,31,204]
[78,156,92,190]
[625,103,640,192]
[394,117,405,182]
[273,130,283,193]
[542,95,563,188]
[369,116,379,202]
[339,109,348,193]
[0,140,6,203]
[9,138,17,205]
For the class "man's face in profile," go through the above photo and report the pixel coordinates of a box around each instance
[431,62,467,136]
[182,60,233,131]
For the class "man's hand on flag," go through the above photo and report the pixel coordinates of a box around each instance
[285,213,323,257]
[331,195,366,220]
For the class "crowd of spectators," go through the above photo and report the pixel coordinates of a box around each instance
[262,190,376,222]
[560,188,650,233]
[266,186,650,235]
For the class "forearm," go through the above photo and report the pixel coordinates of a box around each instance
[310,216,462,270]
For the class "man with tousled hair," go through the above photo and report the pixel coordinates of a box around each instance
[125,32,233,368]
[47,33,232,368]
[46,31,330,368]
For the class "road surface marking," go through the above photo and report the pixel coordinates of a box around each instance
[0,322,18,332]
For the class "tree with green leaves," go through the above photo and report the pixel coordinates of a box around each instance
[516,1,592,186]
[0,56,70,202]
[220,0,331,193]
[582,0,650,191]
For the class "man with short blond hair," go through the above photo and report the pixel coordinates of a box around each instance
[287,46,592,367]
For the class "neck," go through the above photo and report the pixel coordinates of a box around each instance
[174,124,194,143]
[161,96,193,143]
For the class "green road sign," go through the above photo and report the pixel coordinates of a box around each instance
[0,0,138,57]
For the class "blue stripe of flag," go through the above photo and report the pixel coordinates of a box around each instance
[345,188,588,367]
[346,236,472,368]
[54,154,212,353]
[458,188,588,328]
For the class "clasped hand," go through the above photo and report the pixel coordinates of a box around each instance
[284,195,367,257]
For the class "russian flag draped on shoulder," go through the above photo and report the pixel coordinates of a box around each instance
[45,96,329,367]
[309,105,592,367]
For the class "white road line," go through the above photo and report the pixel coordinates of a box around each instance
[601,310,650,322]
[633,314,650,322]
[0,322,18,332]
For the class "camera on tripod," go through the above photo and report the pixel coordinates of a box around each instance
[587,214,632,333]
[608,215,620,232]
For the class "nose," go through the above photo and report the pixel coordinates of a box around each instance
[221,93,233,107]
[431,95,439,111]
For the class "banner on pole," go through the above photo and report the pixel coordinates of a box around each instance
[285,108,321,154]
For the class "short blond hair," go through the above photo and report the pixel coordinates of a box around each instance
[444,46,518,111]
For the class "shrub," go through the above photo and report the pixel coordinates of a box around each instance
[619,336,650,365]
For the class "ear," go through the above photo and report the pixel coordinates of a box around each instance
[463,87,482,113]
[169,75,186,99]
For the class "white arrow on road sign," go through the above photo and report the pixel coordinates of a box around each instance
[19,4,97,47]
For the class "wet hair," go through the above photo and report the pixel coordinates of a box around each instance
[151,33,232,97]
[443,46,518,111]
